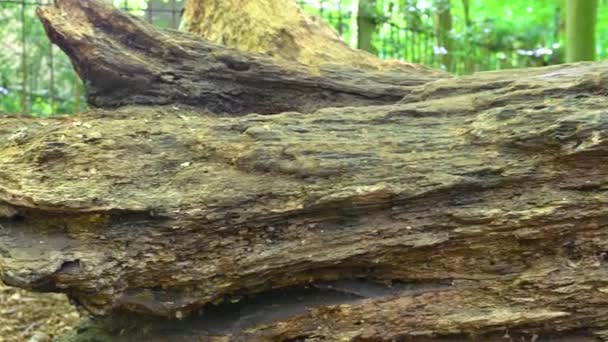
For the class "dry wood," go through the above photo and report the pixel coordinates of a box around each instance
[1,0,608,341]
[181,0,439,73]
[36,0,444,115]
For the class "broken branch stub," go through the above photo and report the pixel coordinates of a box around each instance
[36,0,446,115]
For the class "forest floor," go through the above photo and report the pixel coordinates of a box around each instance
[0,282,80,342]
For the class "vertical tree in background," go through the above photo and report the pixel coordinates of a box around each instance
[357,0,377,53]
[402,0,422,62]
[461,0,471,27]
[566,0,598,62]
[434,0,454,70]
[556,0,566,40]
[549,0,566,65]
[461,0,474,73]
[403,0,422,29]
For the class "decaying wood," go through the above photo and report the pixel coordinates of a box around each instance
[2,0,608,341]
[181,0,439,73]
[36,0,444,115]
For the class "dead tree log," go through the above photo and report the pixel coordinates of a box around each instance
[36,0,444,115]
[2,0,608,341]
[181,0,439,73]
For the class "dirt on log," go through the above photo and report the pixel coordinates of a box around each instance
[2,0,608,341]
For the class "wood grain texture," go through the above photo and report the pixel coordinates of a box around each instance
[1,0,608,340]
[36,0,444,115]
[181,0,441,73]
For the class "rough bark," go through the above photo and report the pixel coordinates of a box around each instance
[180,0,439,73]
[36,0,444,115]
[2,0,608,341]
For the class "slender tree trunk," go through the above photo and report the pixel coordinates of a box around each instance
[461,0,474,73]
[566,0,598,62]
[461,0,471,27]
[549,0,566,65]
[402,0,422,63]
[357,0,377,53]
[434,0,454,71]
[557,0,566,41]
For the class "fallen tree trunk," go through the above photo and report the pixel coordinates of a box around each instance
[180,0,439,73]
[2,0,608,341]
[36,0,444,115]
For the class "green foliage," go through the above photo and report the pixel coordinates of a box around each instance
[0,3,85,116]
[302,0,567,73]
[0,0,178,116]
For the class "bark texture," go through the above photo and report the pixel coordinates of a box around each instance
[36,0,445,115]
[2,0,608,341]
[181,0,440,73]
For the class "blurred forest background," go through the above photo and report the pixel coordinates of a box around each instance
[0,0,606,116]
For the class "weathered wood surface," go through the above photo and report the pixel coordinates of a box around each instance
[2,0,608,341]
[3,62,608,340]
[181,0,438,73]
[37,0,444,115]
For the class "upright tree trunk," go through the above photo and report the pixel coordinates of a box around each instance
[434,0,454,71]
[461,0,471,27]
[566,0,598,62]
[357,0,377,53]
[549,0,566,65]
[461,0,474,73]
[402,0,422,62]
